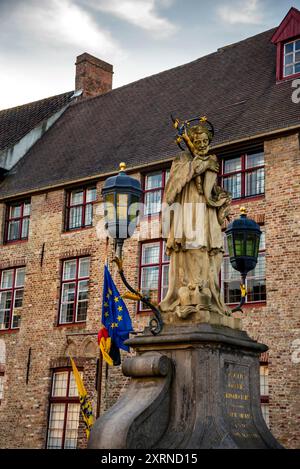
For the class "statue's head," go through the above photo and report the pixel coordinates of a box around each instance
[187,125,212,156]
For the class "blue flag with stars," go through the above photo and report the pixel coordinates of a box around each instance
[102,265,133,352]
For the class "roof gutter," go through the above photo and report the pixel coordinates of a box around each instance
[0,123,299,202]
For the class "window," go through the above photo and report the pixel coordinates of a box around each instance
[222,231,266,305]
[65,187,97,231]
[59,257,90,324]
[283,39,300,77]
[143,169,170,216]
[4,200,30,243]
[0,267,25,330]
[46,369,81,449]
[139,240,169,311]
[260,359,269,427]
[220,152,264,200]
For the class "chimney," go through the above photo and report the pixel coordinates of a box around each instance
[75,53,113,98]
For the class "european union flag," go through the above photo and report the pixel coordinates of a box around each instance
[102,265,133,355]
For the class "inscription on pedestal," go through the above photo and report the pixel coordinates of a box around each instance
[223,362,259,442]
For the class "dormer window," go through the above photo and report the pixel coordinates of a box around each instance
[283,39,300,77]
[271,7,300,81]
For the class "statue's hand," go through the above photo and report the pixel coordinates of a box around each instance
[192,157,205,174]
[208,159,219,173]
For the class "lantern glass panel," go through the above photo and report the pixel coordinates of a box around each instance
[227,234,234,257]
[234,232,245,257]
[117,193,128,220]
[105,193,115,222]
[129,194,140,223]
[246,232,257,257]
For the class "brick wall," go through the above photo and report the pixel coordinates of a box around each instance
[0,135,299,448]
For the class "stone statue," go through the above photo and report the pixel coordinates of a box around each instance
[160,117,232,321]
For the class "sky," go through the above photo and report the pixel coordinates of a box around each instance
[0,0,298,110]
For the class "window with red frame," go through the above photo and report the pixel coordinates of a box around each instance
[0,267,25,330]
[4,200,30,243]
[59,257,90,324]
[283,39,300,78]
[46,369,81,449]
[143,169,170,216]
[220,152,264,200]
[139,240,169,311]
[260,358,269,427]
[221,230,266,305]
[65,187,97,231]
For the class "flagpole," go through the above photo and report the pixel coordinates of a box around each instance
[96,351,103,418]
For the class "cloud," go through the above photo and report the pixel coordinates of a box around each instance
[83,0,177,38]
[1,0,124,61]
[217,0,263,25]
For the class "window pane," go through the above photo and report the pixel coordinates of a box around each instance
[0,291,11,329]
[14,289,23,308]
[12,312,21,329]
[15,268,25,288]
[285,65,294,76]
[248,254,265,278]
[69,372,81,397]
[161,264,169,300]
[145,172,162,190]
[76,280,89,321]
[7,220,21,241]
[63,260,77,280]
[141,266,159,304]
[246,152,264,168]
[142,243,160,265]
[1,270,13,289]
[79,258,90,278]
[10,204,21,218]
[47,403,65,449]
[224,280,241,303]
[144,190,162,215]
[295,40,300,51]
[223,157,241,174]
[21,218,30,238]
[23,202,31,216]
[295,63,300,74]
[86,187,97,203]
[64,404,80,449]
[69,206,82,229]
[285,42,294,54]
[247,279,266,302]
[284,53,293,65]
[246,168,264,196]
[260,365,269,396]
[52,371,68,397]
[70,190,83,205]
[60,283,76,323]
[223,174,241,199]
[162,242,170,263]
[259,231,265,250]
[85,204,93,226]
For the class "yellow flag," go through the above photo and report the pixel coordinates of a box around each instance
[70,356,94,439]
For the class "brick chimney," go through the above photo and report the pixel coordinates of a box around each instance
[75,53,113,98]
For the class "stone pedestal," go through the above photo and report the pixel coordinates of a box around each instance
[88,324,282,449]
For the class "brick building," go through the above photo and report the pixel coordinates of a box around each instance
[0,7,300,449]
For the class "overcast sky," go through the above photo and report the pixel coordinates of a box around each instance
[0,0,297,110]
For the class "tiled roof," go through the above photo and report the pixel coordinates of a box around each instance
[0,91,74,152]
[1,27,300,198]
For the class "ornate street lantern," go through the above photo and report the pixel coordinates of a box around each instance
[102,162,142,258]
[225,207,262,312]
[102,163,163,335]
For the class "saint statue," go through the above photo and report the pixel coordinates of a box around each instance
[159,117,232,320]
